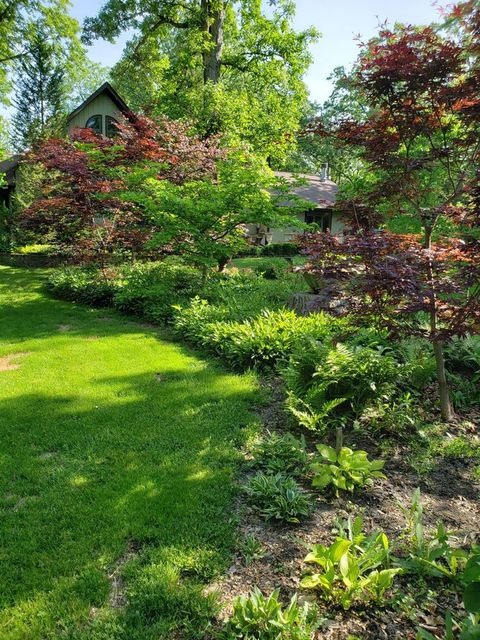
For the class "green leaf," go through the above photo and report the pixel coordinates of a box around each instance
[300,573,323,589]
[312,469,332,488]
[464,582,480,614]
[460,624,480,640]
[330,538,352,562]
[370,459,385,471]
[316,444,337,462]
[463,556,480,585]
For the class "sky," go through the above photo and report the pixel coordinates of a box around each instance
[70,0,443,104]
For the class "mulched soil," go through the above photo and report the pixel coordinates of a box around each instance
[209,378,480,640]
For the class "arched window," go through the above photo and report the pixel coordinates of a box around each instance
[105,116,118,138]
[85,115,102,135]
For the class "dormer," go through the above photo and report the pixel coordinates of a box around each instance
[66,82,130,137]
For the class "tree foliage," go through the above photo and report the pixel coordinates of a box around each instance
[83,0,318,165]
[299,4,480,421]
[289,66,369,183]
[21,113,300,268]
[1,0,110,143]
[11,22,65,150]
[0,0,81,104]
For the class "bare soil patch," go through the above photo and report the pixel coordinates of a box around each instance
[107,540,141,609]
[0,352,30,371]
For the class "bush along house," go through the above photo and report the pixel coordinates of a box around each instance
[1,82,342,245]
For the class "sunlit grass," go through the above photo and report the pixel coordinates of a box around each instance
[0,266,261,639]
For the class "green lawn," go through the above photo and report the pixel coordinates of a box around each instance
[0,266,260,640]
[229,256,306,270]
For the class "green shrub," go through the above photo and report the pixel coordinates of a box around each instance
[172,297,230,343]
[301,516,400,609]
[236,244,262,257]
[261,242,299,257]
[361,392,418,435]
[251,432,308,477]
[47,268,118,306]
[113,262,205,322]
[203,270,303,321]
[310,445,386,495]
[181,309,340,370]
[244,473,314,524]
[221,588,316,640]
[284,343,402,431]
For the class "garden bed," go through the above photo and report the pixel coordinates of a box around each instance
[210,378,480,639]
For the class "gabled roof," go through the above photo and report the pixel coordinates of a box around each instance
[274,171,337,208]
[66,82,130,122]
[0,154,22,186]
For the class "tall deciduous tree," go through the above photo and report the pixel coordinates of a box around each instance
[289,67,369,183]
[83,0,317,165]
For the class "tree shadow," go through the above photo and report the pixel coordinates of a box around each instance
[0,369,259,636]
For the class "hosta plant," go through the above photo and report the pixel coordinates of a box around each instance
[251,432,309,477]
[301,516,401,609]
[310,445,386,496]
[221,587,317,639]
[244,473,314,524]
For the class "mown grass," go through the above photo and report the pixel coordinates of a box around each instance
[229,256,306,270]
[0,266,261,640]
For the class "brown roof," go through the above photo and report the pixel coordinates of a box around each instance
[66,82,130,123]
[274,171,337,208]
[0,155,22,186]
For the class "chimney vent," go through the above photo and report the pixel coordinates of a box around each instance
[320,162,329,181]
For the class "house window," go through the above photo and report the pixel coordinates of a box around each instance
[305,209,332,232]
[85,115,102,135]
[105,116,118,138]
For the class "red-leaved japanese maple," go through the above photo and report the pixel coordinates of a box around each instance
[20,114,223,267]
[303,5,480,420]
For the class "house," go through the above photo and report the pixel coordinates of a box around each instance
[0,155,22,211]
[0,82,343,241]
[247,168,343,245]
[0,83,130,210]
[65,82,130,137]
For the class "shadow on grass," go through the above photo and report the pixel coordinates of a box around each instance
[0,267,261,638]
[0,372,257,637]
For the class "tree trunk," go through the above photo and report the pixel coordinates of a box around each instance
[200,263,209,288]
[335,426,343,454]
[424,223,455,422]
[433,338,454,422]
[201,0,225,84]
[217,255,229,271]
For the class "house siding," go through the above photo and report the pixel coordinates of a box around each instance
[268,211,345,243]
[67,94,123,135]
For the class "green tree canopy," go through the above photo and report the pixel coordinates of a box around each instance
[83,0,318,165]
